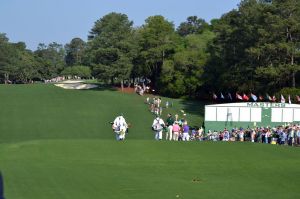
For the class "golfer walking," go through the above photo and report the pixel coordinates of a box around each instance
[152,115,165,140]
[112,115,128,141]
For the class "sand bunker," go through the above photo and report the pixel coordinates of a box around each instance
[55,81,98,90]
[60,80,84,84]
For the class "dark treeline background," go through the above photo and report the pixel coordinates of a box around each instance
[0,0,300,98]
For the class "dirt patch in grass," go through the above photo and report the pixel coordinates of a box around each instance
[116,87,136,93]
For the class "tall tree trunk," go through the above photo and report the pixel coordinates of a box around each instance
[151,63,158,90]
[127,78,132,88]
[288,27,295,88]
[121,79,124,91]
[4,73,9,84]
[292,71,296,88]
[291,55,295,88]
[76,50,79,64]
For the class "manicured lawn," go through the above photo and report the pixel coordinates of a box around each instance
[0,84,299,199]
[0,84,203,142]
[0,84,153,142]
[1,140,300,199]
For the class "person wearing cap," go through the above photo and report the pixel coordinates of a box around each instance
[152,115,165,140]
[165,113,174,140]
[182,121,190,141]
[112,115,128,141]
[172,121,181,141]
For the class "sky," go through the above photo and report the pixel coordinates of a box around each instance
[0,0,240,50]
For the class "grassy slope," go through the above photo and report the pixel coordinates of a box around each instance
[0,84,300,199]
[0,84,204,142]
[0,84,155,142]
[1,140,300,199]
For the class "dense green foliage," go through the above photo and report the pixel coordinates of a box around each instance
[205,0,300,93]
[1,0,300,97]
[0,34,40,83]
[65,38,86,66]
[61,65,91,78]
[86,12,137,87]
[177,16,210,36]
[275,87,300,100]
[34,42,65,80]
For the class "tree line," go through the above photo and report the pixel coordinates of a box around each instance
[0,0,299,98]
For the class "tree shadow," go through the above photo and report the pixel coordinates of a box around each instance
[178,99,210,128]
[81,84,118,92]
[0,171,4,199]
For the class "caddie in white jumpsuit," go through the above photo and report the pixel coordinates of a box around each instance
[112,115,128,141]
[152,116,165,140]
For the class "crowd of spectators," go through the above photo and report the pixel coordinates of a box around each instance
[151,107,300,146]
[153,116,300,146]
[204,125,300,146]
[145,94,300,146]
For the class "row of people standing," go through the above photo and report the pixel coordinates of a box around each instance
[206,125,300,146]
[152,113,191,141]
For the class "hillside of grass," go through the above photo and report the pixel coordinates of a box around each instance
[0,84,204,143]
[0,84,299,199]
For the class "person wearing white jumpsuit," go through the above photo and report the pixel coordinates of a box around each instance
[112,115,128,141]
[152,116,165,140]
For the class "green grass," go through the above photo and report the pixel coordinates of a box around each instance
[0,84,203,142]
[0,84,300,199]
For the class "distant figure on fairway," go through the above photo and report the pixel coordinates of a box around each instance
[152,115,165,140]
[0,171,4,199]
[112,115,128,141]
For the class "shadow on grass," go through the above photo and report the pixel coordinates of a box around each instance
[178,99,209,128]
[81,84,118,92]
[0,171,4,199]
[179,99,206,117]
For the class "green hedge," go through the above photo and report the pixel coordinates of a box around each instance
[275,87,300,102]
